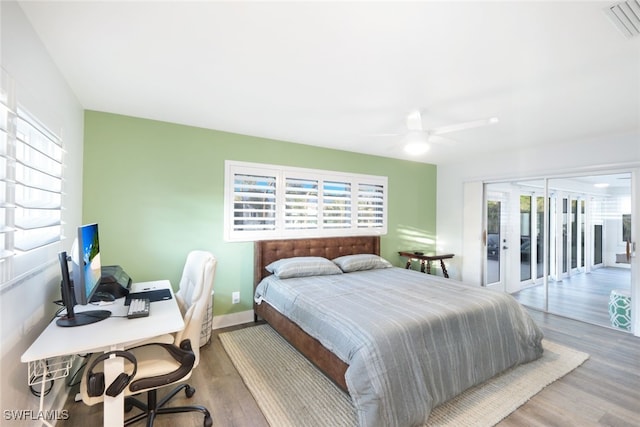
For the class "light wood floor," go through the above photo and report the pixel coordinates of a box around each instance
[62,311,640,427]
[513,267,631,330]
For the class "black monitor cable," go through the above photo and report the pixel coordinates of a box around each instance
[66,355,89,388]
[29,360,53,397]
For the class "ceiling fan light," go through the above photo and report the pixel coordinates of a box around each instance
[404,141,430,155]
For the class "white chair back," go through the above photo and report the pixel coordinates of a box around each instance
[174,250,217,367]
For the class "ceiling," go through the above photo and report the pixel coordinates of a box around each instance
[17,1,640,165]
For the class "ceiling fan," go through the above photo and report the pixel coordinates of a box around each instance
[380,110,499,155]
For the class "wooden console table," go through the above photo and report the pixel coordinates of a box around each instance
[398,252,455,278]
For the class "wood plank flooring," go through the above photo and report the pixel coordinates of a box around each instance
[62,312,640,427]
[513,267,631,331]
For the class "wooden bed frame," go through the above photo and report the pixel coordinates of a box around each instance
[253,235,381,392]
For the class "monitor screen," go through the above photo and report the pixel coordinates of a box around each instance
[57,227,111,327]
[72,223,102,305]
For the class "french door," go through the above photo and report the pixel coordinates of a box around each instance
[484,191,505,290]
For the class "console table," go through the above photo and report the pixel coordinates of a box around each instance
[398,252,455,278]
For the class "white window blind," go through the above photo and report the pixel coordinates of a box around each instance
[0,76,13,264]
[232,173,276,232]
[284,177,318,230]
[1,68,63,286]
[357,183,385,228]
[225,161,387,241]
[14,112,63,251]
[322,181,351,229]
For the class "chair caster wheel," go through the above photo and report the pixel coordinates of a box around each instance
[124,403,133,413]
[204,415,213,427]
[185,385,196,398]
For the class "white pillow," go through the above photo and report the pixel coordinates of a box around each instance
[332,254,392,273]
[266,256,343,279]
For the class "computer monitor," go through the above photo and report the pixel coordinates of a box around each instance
[71,223,103,305]
[56,223,111,327]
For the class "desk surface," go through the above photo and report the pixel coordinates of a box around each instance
[21,280,184,363]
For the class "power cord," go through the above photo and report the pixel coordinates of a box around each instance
[29,359,53,397]
[66,356,89,388]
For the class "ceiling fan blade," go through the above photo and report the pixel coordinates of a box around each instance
[430,117,499,136]
[406,110,423,131]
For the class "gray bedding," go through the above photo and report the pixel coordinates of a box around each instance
[255,267,544,427]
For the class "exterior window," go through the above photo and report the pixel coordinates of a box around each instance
[232,173,276,232]
[322,181,351,229]
[224,161,387,241]
[1,68,63,286]
[284,177,318,230]
[357,183,385,228]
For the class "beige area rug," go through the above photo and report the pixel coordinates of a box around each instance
[219,324,589,427]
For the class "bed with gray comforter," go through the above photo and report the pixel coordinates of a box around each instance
[255,266,544,427]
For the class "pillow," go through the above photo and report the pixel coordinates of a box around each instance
[266,256,343,279]
[332,254,393,273]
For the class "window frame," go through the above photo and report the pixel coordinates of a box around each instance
[224,160,388,242]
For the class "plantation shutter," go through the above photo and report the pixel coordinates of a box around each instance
[284,176,318,230]
[323,181,351,229]
[231,173,277,232]
[1,68,64,287]
[13,111,63,252]
[224,161,387,241]
[0,78,13,261]
[357,182,385,229]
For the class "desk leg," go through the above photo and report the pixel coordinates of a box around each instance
[424,260,430,274]
[103,347,125,427]
[440,260,449,278]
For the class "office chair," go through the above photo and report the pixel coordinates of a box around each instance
[80,251,217,427]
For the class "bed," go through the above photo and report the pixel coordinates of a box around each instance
[253,236,544,427]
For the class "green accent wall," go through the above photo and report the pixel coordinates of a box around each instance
[83,111,437,316]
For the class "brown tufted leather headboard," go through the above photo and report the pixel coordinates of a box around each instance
[253,236,381,289]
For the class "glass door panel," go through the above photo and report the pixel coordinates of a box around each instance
[562,197,568,275]
[594,224,603,265]
[520,195,532,282]
[486,199,501,286]
[571,199,578,270]
[536,196,545,279]
[580,200,585,268]
[509,173,633,332]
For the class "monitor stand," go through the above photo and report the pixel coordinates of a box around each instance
[56,310,111,327]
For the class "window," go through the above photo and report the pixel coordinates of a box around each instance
[622,214,631,243]
[224,161,387,241]
[1,68,63,286]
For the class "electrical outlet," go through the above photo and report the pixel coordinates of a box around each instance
[232,291,240,304]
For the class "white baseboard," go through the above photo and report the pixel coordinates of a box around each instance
[211,310,254,330]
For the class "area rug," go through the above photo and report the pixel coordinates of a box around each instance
[219,324,589,427]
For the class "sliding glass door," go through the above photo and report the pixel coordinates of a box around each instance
[483,172,633,330]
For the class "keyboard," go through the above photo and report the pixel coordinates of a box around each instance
[127,298,150,319]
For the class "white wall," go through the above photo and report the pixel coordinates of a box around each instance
[1,1,84,423]
[437,131,640,334]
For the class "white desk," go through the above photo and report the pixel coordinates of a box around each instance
[21,280,184,427]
